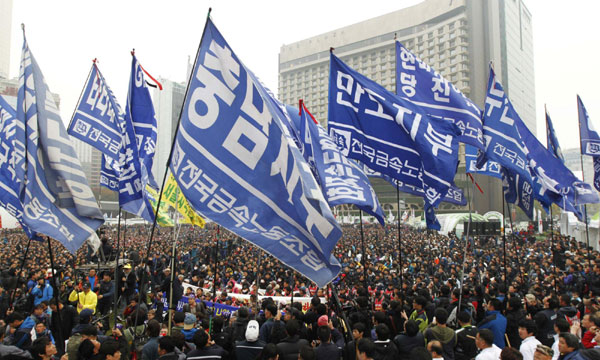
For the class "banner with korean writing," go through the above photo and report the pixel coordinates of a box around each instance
[169,18,342,287]
[328,53,461,209]
[465,144,502,179]
[298,101,385,225]
[163,174,205,228]
[395,42,483,149]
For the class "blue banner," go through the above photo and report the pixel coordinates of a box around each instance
[17,37,103,252]
[577,95,600,192]
[362,163,466,206]
[68,65,122,160]
[545,108,564,163]
[169,18,342,287]
[0,96,38,239]
[328,53,461,208]
[100,155,119,192]
[465,144,502,179]
[578,95,600,156]
[298,102,385,226]
[160,296,239,318]
[425,203,441,231]
[395,42,483,149]
[68,64,154,223]
[125,55,158,189]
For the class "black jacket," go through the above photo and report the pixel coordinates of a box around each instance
[393,333,424,359]
[276,335,310,360]
[505,308,526,350]
[187,345,228,360]
[373,339,399,360]
[316,342,342,360]
[454,325,478,360]
[234,340,266,360]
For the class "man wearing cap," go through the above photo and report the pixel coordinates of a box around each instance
[31,277,53,307]
[160,268,183,309]
[97,272,115,317]
[182,313,198,341]
[235,320,266,360]
[69,282,98,314]
[533,345,554,360]
[119,264,136,312]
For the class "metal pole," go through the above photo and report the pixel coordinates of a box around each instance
[458,176,475,312]
[46,237,64,354]
[359,210,368,292]
[113,208,122,319]
[167,238,176,335]
[505,202,523,289]
[396,185,403,291]
[9,237,32,309]
[578,154,593,274]
[213,226,219,301]
[550,206,558,294]
[502,193,508,289]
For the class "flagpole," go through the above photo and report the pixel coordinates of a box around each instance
[578,154,593,274]
[505,203,524,289]
[9,238,32,310]
[501,191,508,289]
[46,237,64,354]
[550,206,558,294]
[167,188,180,336]
[396,185,403,291]
[458,173,475,313]
[213,225,220,301]
[132,7,212,333]
[67,64,94,129]
[113,207,122,319]
[359,210,368,292]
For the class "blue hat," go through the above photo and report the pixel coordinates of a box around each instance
[183,313,196,330]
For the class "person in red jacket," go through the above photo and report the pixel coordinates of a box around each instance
[581,314,599,349]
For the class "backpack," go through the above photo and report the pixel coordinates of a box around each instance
[66,333,83,360]
[127,324,148,360]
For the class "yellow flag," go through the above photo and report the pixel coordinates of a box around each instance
[163,174,205,228]
[145,186,174,227]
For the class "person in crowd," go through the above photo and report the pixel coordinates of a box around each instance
[357,339,376,360]
[0,325,33,359]
[157,336,178,360]
[424,308,456,360]
[519,319,542,360]
[345,322,366,360]
[478,298,507,349]
[475,329,502,360]
[556,333,580,360]
[276,320,309,360]
[68,282,97,314]
[142,319,161,360]
[455,311,478,360]
[187,329,228,360]
[500,347,523,360]
[235,320,266,360]
[533,345,554,360]
[426,340,443,360]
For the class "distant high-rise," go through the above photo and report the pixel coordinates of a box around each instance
[278,0,536,215]
[0,0,12,79]
[152,77,187,183]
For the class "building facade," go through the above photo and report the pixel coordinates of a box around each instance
[151,77,187,183]
[0,0,12,80]
[278,0,536,215]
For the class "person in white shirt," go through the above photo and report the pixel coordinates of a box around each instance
[519,320,541,360]
[427,340,444,360]
[476,329,502,360]
[551,318,571,360]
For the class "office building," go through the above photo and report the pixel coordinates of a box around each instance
[0,0,12,79]
[278,0,536,215]
[152,77,187,183]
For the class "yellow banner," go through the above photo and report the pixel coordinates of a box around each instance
[163,174,205,228]
[145,187,174,227]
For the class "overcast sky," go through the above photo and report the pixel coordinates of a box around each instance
[7,0,599,151]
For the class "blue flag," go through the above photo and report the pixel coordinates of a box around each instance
[298,101,385,226]
[100,155,119,192]
[465,144,502,179]
[425,202,441,231]
[68,65,122,161]
[395,42,484,149]
[68,64,154,222]
[17,36,103,252]
[362,163,467,206]
[545,108,564,163]
[0,95,39,239]
[577,95,600,192]
[125,55,158,189]
[169,18,342,287]
[328,53,461,208]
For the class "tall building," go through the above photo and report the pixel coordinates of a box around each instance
[278,0,536,215]
[0,0,12,79]
[152,77,187,183]
[563,148,594,183]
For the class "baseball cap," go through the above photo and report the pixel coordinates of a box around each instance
[525,294,536,303]
[317,315,329,327]
[245,320,259,342]
[183,313,196,330]
[82,282,91,289]
[124,264,132,269]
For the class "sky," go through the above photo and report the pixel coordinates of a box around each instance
[6,0,600,151]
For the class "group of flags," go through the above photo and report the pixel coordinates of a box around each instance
[0,15,599,287]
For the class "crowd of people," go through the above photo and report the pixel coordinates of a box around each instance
[0,221,599,360]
